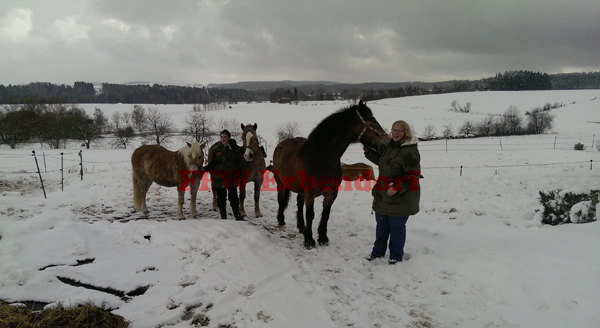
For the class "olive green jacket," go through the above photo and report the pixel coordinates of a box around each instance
[365,136,421,216]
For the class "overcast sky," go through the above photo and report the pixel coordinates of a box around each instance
[1,0,599,86]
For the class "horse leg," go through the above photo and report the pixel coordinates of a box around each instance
[296,193,305,233]
[277,189,290,227]
[211,183,218,211]
[239,179,247,217]
[190,182,199,217]
[318,191,338,246]
[177,189,185,220]
[140,178,152,216]
[254,178,263,217]
[303,195,316,249]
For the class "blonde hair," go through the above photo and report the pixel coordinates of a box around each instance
[392,120,413,143]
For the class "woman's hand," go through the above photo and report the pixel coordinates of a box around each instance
[387,186,397,196]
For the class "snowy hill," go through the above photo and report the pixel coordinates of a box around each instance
[1,91,599,327]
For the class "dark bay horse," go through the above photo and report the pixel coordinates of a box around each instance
[272,101,390,249]
[132,142,205,219]
[239,123,266,217]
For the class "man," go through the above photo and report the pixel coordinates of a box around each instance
[204,130,245,221]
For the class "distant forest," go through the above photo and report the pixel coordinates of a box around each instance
[1,70,599,105]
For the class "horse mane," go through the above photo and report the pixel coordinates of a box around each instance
[305,102,372,144]
[178,142,201,169]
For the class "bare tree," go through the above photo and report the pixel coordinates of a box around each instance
[0,104,36,149]
[476,115,496,136]
[442,123,454,139]
[421,123,436,140]
[502,105,523,135]
[183,111,214,143]
[112,126,135,149]
[526,107,555,134]
[276,122,301,143]
[131,105,147,133]
[110,112,122,132]
[458,120,476,137]
[145,107,175,145]
[215,117,241,139]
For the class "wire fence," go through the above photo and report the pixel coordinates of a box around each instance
[1,133,598,198]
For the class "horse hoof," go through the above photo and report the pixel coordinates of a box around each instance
[318,240,329,246]
[304,243,315,250]
[255,212,263,218]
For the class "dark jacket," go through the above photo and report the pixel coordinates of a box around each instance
[365,136,421,216]
[204,139,245,189]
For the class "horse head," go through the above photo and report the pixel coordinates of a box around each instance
[182,141,206,171]
[241,123,260,162]
[355,100,390,148]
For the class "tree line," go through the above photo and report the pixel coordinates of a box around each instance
[0,82,259,105]
[0,102,244,150]
[2,70,598,105]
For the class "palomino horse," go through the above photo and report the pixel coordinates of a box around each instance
[341,162,375,181]
[273,101,390,249]
[239,123,266,217]
[209,124,265,217]
[131,142,205,219]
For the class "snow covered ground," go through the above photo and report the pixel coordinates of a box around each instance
[1,91,599,327]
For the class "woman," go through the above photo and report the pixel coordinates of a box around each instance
[364,120,421,264]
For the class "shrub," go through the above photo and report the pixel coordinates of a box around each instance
[0,301,130,328]
[537,189,599,225]
[574,142,586,150]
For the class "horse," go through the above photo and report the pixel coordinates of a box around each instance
[131,142,206,220]
[239,123,266,217]
[341,162,375,181]
[272,100,390,249]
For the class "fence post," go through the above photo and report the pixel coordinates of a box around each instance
[79,150,83,181]
[43,153,47,173]
[554,136,557,150]
[32,151,47,199]
[460,165,463,176]
[61,152,64,192]
[499,138,503,151]
[445,139,448,153]
[591,160,593,171]
[592,135,595,150]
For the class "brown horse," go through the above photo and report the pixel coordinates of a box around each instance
[341,162,375,181]
[239,123,266,217]
[132,142,205,219]
[273,101,390,249]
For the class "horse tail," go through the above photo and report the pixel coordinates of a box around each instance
[132,170,143,208]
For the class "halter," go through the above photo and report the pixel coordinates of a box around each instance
[356,110,386,141]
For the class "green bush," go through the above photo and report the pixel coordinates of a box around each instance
[574,142,586,150]
[538,189,599,225]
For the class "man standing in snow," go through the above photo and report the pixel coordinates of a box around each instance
[204,130,245,221]
[364,120,421,264]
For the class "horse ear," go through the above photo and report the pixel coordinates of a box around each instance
[253,123,257,130]
[186,142,192,148]
[359,100,365,107]
[200,142,206,149]
[241,123,245,130]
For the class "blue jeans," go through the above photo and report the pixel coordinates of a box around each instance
[372,214,409,261]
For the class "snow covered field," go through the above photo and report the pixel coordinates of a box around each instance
[1,91,599,327]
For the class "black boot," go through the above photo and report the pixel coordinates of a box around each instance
[232,206,244,221]
[219,206,227,220]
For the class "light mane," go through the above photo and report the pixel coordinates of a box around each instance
[178,142,202,169]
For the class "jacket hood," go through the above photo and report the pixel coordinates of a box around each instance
[400,135,419,147]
